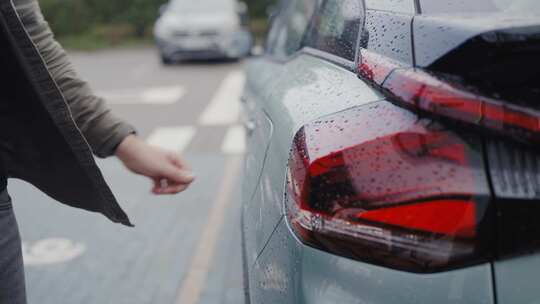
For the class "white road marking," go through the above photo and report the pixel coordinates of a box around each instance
[146,126,196,152]
[99,86,185,105]
[221,125,246,154]
[175,156,243,304]
[199,71,245,125]
[23,238,86,266]
[142,86,186,104]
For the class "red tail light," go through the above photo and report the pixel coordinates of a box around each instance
[357,199,476,239]
[286,104,492,273]
[358,49,540,141]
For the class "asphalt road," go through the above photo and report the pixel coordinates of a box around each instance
[9,47,246,304]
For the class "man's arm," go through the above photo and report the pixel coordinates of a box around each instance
[14,0,195,194]
[15,0,135,158]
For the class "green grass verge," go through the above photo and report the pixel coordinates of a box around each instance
[58,20,269,51]
[59,35,153,51]
[57,24,154,51]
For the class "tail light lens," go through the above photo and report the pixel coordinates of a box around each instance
[359,49,540,142]
[286,104,493,273]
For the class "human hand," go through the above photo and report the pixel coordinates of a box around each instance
[115,135,195,195]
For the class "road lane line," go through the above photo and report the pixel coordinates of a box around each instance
[99,85,185,105]
[222,125,246,154]
[175,156,243,304]
[199,71,245,126]
[146,126,196,152]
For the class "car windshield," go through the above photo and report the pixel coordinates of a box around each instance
[420,0,540,14]
[168,0,235,14]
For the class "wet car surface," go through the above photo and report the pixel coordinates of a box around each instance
[240,0,540,303]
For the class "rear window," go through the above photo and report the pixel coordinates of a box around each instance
[303,0,363,61]
[421,0,540,14]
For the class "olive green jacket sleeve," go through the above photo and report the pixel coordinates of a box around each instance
[14,0,136,158]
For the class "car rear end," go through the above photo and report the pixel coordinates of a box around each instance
[244,0,540,303]
[410,2,540,302]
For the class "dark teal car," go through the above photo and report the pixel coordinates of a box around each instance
[241,0,540,303]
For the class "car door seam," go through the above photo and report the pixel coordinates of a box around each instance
[411,15,417,67]
[252,216,285,268]
[490,263,499,304]
[481,139,500,304]
[247,110,275,203]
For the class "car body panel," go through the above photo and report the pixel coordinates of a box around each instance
[364,10,414,65]
[242,57,285,267]
[494,253,540,304]
[251,219,495,304]
[242,53,384,267]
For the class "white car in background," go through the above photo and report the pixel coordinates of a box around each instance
[154,0,253,64]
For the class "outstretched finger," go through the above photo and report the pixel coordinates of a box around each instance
[163,164,195,185]
[152,182,190,195]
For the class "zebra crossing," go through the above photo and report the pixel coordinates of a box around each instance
[146,126,197,152]
[198,71,245,126]
[99,85,186,105]
[100,70,247,154]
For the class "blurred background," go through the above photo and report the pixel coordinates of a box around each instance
[40,0,272,49]
[10,0,275,303]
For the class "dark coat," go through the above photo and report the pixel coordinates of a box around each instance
[0,0,133,226]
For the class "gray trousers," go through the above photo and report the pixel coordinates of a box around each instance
[0,190,27,304]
